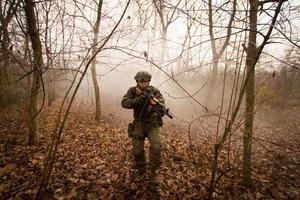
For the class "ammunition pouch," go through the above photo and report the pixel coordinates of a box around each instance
[127,123,134,138]
[128,122,146,140]
[150,112,163,127]
[129,117,162,140]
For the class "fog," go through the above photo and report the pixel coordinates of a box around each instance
[39,0,298,126]
[4,0,300,124]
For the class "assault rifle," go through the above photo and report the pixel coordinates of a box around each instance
[136,88,173,119]
[151,97,173,119]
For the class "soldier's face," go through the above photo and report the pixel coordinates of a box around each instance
[137,80,150,89]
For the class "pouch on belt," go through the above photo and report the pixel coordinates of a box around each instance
[127,123,134,138]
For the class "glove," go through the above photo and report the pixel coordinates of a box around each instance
[141,91,152,102]
[154,103,165,116]
[131,95,146,106]
[134,91,151,105]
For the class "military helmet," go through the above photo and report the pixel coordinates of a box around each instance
[134,71,151,81]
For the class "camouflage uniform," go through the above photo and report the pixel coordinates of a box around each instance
[121,73,165,175]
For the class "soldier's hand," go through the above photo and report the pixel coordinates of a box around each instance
[139,91,151,104]
[143,91,153,101]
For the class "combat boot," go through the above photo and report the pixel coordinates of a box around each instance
[148,169,159,187]
[129,167,146,183]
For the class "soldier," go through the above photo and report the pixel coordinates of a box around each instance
[121,71,166,179]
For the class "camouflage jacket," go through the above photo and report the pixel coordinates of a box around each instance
[121,85,166,127]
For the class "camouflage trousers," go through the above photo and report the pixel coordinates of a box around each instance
[131,126,161,174]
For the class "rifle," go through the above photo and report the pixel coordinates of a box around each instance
[136,87,173,119]
[150,97,173,119]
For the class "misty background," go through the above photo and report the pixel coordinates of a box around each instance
[14,0,296,123]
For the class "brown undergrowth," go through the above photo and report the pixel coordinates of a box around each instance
[0,101,299,199]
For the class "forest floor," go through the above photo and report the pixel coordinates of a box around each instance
[0,101,299,199]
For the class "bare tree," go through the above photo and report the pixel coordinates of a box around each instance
[242,0,286,187]
[0,0,21,101]
[152,0,180,62]
[242,0,258,187]
[35,1,131,198]
[24,0,45,145]
[91,0,103,122]
[206,0,237,109]
[208,0,287,196]
[41,0,55,107]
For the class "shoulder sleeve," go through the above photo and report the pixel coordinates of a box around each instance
[121,87,138,109]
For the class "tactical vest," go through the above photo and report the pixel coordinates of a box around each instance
[129,86,163,129]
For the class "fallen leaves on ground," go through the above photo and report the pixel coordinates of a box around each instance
[0,102,299,199]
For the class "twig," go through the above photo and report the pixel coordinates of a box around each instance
[35,1,131,199]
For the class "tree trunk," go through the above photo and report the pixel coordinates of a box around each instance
[0,0,21,103]
[24,32,32,109]
[160,27,168,63]
[24,0,44,145]
[242,0,286,187]
[48,70,55,107]
[242,0,258,187]
[35,3,131,198]
[0,23,10,99]
[91,0,103,123]
[205,0,236,109]
[205,57,219,109]
[152,0,169,65]
[28,69,40,145]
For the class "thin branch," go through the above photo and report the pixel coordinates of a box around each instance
[256,0,287,63]
[259,0,288,6]
[35,1,131,198]
[262,52,300,70]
